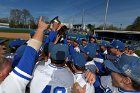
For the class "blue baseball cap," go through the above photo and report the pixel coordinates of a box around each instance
[81,38,88,41]
[109,40,125,51]
[30,30,36,37]
[72,52,86,68]
[90,35,97,39]
[50,43,69,60]
[0,39,6,44]
[84,44,96,58]
[8,38,27,48]
[128,45,137,51]
[104,54,140,83]
[74,38,81,45]
[99,40,111,47]
[50,16,61,24]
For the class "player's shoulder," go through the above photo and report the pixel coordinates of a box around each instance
[100,76,119,93]
[56,66,74,81]
[100,75,112,86]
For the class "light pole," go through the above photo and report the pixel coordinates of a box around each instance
[82,9,84,30]
[103,0,110,30]
[120,24,122,30]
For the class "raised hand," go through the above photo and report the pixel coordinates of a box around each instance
[38,16,49,31]
[84,71,96,85]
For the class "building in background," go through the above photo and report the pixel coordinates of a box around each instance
[0,23,9,28]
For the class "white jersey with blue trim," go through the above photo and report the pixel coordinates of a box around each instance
[30,63,74,93]
[74,72,95,93]
[0,45,38,93]
[100,76,119,93]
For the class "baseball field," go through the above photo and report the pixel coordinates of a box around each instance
[0,32,30,40]
[0,28,31,39]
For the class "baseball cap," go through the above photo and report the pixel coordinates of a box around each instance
[8,38,27,48]
[81,38,88,41]
[74,38,81,45]
[0,39,6,44]
[50,16,61,24]
[84,44,96,58]
[104,54,140,83]
[72,52,86,68]
[105,54,119,62]
[109,40,125,51]
[90,35,96,39]
[128,45,137,51]
[50,43,69,60]
[99,40,111,47]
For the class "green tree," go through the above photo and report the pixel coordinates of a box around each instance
[10,9,22,28]
[9,9,37,28]
[126,16,140,31]
[87,24,95,33]
[96,24,119,30]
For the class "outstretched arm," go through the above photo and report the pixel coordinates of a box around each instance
[0,17,49,93]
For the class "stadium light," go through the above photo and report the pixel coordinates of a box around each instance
[103,0,110,30]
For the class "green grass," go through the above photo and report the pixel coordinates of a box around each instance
[135,50,140,57]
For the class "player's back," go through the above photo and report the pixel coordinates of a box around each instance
[30,63,74,93]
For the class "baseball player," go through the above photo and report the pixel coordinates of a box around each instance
[73,37,82,53]
[103,54,140,93]
[95,40,135,93]
[70,51,95,93]
[0,16,48,93]
[128,45,139,57]
[44,16,61,44]
[0,39,7,56]
[30,43,74,93]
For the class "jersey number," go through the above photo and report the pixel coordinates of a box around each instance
[41,85,66,93]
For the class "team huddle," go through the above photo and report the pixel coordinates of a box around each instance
[0,16,140,93]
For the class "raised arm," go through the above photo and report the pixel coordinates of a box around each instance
[0,17,49,93]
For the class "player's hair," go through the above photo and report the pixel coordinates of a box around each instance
[74,64,86,72]
[82,53,93,61]
[51,58,65,65]
[89,36,97,43]
[0,57,11,71]
[131,79,140,91]
[87,56,93,61]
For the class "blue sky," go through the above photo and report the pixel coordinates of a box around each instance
[0,0,140,27]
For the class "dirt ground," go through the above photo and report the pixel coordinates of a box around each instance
[0,32,30,40]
